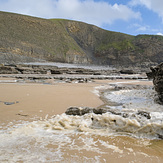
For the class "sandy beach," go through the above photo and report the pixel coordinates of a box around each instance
[0,79,106,125]
[0,78,153,124]
[1,78,163,163]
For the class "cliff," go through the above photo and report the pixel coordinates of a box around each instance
[0,11,163,67]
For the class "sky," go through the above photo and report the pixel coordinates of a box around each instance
[0,0,163,36]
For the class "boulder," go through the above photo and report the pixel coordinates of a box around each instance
[65,107,94,116]
[65,107,109,116]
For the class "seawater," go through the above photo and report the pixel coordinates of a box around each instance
[0,83,163,162]
[25,62,115,71]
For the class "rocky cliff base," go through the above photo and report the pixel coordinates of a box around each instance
[0,64,147,83]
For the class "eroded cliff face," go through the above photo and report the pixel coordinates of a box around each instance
[0,11,163,67]
[65,21,163,67]
[0,12,88,64]
[64,20,134,65]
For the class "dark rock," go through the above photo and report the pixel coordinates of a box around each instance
[65,107,153,124]
[137,111,151,119]
[75,69,84,74]
[147,62,163,104]
[4,102,16,105]
[93,72,101,75]
[93,108,108,114]
[51,70,62,74]
[66,107,109,116]
[157,134,163,139]
[119,69,135,74]
[65,107,94,116]
[146,72,154,79]
[65,107,124,116]
[122,113,129,118]
[65,107,82,115]
[0,65,19,74]
[81,107,94,114]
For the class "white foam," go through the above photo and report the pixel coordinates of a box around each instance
[105,88,163,112]
[93,85,114,97]
[0,115,123,162]
[0,109,163,162]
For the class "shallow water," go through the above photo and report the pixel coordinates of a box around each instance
[0,84,163,162]
[25,62,115,70]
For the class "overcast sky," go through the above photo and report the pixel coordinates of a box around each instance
[0,0,163,36]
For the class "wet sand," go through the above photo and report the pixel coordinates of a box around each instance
[1,78,163,163]
[0,80,105,125]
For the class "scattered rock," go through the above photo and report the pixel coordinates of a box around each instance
[137,111,151,119]
[93,108,108,114]
[65,107,150,120]
[2,101,19,105]
[65,107,94,116]
[4,102,15,105]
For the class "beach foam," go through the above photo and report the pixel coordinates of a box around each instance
[0,110,163,162]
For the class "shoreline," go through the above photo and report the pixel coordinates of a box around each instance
[0,79,104,125]
[0,77,153,126]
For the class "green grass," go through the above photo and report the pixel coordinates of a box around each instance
[96,40,136,52]
[0,11,85,61]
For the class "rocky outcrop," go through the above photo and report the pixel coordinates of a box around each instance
[0,64,110,75]
[0,64,148,82]
[147,63,163,104]
[65,107,151,119]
